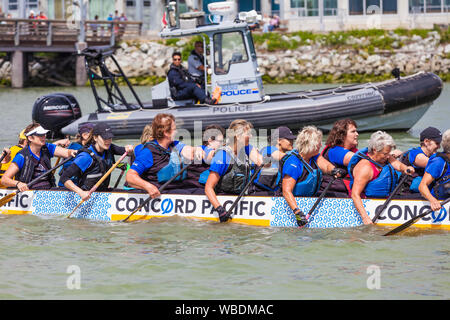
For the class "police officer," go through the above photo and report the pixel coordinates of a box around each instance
[167,52,216,105]
[188,41,206,88]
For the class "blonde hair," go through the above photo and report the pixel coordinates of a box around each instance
[294,126,323,155]
[442,129,450,154]
[226,119,253,146]
[140,123,153,144]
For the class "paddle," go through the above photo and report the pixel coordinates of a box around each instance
[0,155,74,207]
[220,165,263,222]
[122,164,191,222]
[300,176,338,227]
[383,197,450,236]
[67,152,128,218]
[372,172,410,223]
[113,162,128,189]
[0,150,8,163]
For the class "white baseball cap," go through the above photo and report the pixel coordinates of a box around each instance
[26,126,49,137]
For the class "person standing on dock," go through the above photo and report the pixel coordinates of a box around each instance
[418,129,450,211]
[1,123,77,191]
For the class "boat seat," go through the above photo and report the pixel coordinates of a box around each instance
[152,80,196,108]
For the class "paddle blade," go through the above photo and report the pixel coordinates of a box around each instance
[0,192,17,207]
[383,216,420,236]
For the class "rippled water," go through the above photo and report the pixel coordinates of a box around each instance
[0,83,449,300]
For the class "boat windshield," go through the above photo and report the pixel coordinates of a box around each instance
[213,31,249,75]
[245,30,257,61]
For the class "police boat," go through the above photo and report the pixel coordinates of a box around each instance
[32,1,443,139]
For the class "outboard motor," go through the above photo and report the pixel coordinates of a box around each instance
[32,93,82,139]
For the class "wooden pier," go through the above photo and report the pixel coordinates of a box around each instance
[0,18,142,88]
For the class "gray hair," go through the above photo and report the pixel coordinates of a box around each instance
[442,129,450,153]
[294,126,323,155]
[368,131,396,152]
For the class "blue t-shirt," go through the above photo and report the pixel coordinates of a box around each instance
[407,147,425,168]
[209,145,254,177]
[327,146,351,167]
[13,143,57,170]
[281,152,319,181]
[425,154,448,180]
[130,140,185,175]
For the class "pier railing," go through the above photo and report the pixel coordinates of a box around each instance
[0,18,143,50]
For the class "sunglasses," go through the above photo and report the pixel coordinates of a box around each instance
[173,58,181,61]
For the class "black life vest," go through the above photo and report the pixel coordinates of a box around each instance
[16,145,55,189]
[77,146,114,191]
[215,146,251,195]
[431,152,450,199]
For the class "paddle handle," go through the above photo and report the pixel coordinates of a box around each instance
[305,176,337,220]
[0,150,7,163]
[122,163,192,222]
[226,165,262,215]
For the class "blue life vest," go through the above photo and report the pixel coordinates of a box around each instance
[430,152,450,199]
[280,150,322,197]
[348,147,401,198]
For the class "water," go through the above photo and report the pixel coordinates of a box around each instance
[0,83,449,300]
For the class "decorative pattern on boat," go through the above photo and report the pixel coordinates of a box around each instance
[32,190,111,221]
[270,197,366,228]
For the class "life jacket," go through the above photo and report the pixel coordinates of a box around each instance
[399,147,427,193]
[16,145,55,189]
[321,145,357,194]
[430,152,450,199]
[253,146,280,191]
[0,144,23,187]
[214,146,251,195]
[279,150,322,197]
[348,147,401,198]
[77,146,114,191]
[141,141,187,188]
[57,142,84,187]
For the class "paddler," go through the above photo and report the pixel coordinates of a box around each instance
[204,119,263,222]
[418,129,450,211]
[399,126,442,193]
[348,131,414,224]
[320,118,359,195]
[59,123,133,200]
[125,113,205,197]
[280,126,345,226]
[0,129,27,188]
[1,123,77,191]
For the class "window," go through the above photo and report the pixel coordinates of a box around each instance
[8,0,18,11]
[26,0,38,9]
[291,0,337,16]
[214,31,249,75]
[349,0,397,15]
[409,0,449,13]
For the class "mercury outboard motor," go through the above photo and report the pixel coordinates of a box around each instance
[32,93,82,139]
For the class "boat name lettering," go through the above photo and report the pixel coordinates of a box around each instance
[374,204,449,222]
[212,105,251,114]
[222,88,259,97]
[347,91,375,101]
[114,197,265,216]
[0,192,29,208]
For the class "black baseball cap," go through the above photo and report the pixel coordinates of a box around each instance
[420,126,442,143]
[78,122,94,135]
[272,126,297,141]
[93,122,114,140]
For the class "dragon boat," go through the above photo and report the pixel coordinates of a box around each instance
[30,2,443,139]
[0,187,449,231]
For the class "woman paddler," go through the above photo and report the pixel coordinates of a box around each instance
[320,118,359,195]
[280,126,345,226]
[205,119,263,222]
[125,113,205,198]
[418,129,450,211]
[349,131,414,225]
[1,123,77,191]
[59,123,133,200]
